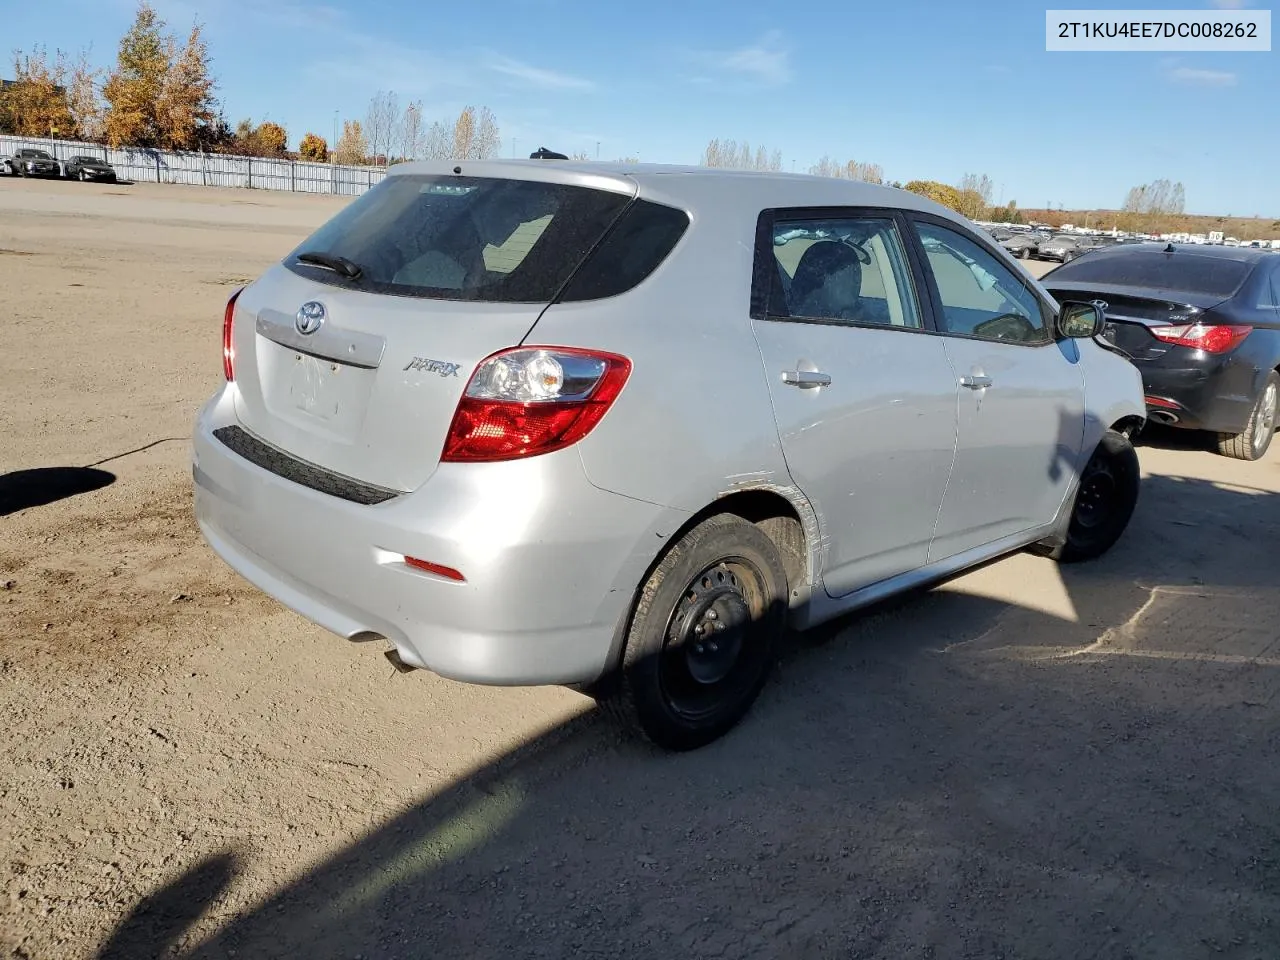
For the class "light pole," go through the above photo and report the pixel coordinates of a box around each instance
[596,141,600,160]
[332,110,338,163]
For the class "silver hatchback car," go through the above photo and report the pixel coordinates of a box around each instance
[193,161,1146,750]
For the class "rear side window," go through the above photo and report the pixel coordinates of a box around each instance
[559,200,690,301]
[1050,250,1250,298]
[285,174,631,302]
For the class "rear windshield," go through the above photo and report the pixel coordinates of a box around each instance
[1050,250,1251,297]
[285,174,632,302]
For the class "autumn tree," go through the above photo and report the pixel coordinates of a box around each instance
[334,119,368,165]
[3,46,75,138]
[103,1,170,147]
[364,90,399,164]
[156,23,216,149]
[298,132,328,162]
[903,180,965,213]
[449,106,500,160]
[956,172,994,220]
[256,121,288,156]
[988,200,1024,224]
[809,156,884,183]
[452,106,475,159]
[702,138,781,170]
[1121,178,1187,231]
[66,50,105,141]
[472,106,500,159]
[399,100,423,160]
[420,120,450,160]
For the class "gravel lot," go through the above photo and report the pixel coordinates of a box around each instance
[2,179,1278,960]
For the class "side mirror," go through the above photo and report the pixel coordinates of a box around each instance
[1056,300,1105,339]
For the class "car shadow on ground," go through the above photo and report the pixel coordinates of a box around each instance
[0,466,114,516]
[98,473,1280,960]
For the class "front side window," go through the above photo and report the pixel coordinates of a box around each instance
[914,221,1050,344]
[767,216,922,328]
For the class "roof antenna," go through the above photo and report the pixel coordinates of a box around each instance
[529,147,568,160]
[1164,242,1175,253]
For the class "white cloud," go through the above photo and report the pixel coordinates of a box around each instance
[693,31,792,87]
[484,55,596,91]
[1168,66,1238,86]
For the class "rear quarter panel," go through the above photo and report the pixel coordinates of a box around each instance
[526,180,792,515]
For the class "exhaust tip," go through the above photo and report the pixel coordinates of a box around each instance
[383,648,419,673]
[1149,410,1180,425]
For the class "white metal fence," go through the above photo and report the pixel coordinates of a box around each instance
[0,134,387,196]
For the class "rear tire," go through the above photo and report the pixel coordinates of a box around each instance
[1056,430,1141,564]
[603,514,788,751]
[1216,371,1278,461]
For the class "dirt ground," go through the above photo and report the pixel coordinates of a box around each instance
[2,178,1278,960]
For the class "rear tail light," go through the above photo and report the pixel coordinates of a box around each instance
[1150,323,1252,354]
[1144,395,1180,409]
[223,287,244,381]
[441,346,631,462]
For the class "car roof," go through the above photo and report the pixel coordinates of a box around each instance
[1072,241,1278,265]
[385,158,965,221]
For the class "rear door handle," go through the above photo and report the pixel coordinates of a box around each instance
[782,370,832,388]
[960,375,992,389]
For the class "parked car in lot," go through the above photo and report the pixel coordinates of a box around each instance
[1001,232,1042,259]
[8,148,61,178]
[1043,243,1280,460]
[193,161,1146,750]
[1037,235,1086,263]
[63,155,117,182]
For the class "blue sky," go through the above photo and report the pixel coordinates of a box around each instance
[8,0,1276,215]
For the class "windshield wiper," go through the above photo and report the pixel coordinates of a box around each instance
[296,251,364,280]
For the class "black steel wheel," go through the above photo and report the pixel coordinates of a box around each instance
[605,514,789,751]
[1059,430,1140,563]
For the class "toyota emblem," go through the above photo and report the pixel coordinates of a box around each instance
[295,301,326,335]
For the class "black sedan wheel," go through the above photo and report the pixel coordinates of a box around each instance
[604,514,788,751]
[1218,371,1279,461]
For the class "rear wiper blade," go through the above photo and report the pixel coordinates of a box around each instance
[296,250,364,280]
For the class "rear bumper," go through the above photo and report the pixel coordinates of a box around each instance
[192,388,679,686]
[1138,355,1257,434]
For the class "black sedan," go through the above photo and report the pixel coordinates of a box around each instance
[63,155,117,182]
[1043,243,1280,460]
[10,148,61,179]
[1000,233,1042,260]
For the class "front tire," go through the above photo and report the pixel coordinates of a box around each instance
[1216,371,1278,461]
[604,514,788,751]
[1056,430,1141,564]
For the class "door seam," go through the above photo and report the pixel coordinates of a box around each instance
[926,340,963,565]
